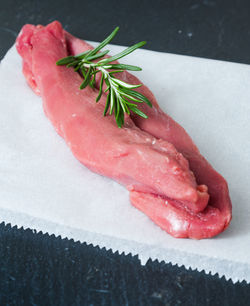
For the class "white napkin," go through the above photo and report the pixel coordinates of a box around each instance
[1,43,250,283]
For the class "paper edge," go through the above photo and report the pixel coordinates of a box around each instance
[86,40,250,69]
[0,206,248,285]
[1,44,249,285]
[2,40,250,70]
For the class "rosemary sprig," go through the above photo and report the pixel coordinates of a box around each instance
[56,27,152,128]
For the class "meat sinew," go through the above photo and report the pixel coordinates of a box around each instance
[16,21,232,239]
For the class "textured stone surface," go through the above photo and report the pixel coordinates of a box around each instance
[0,223,249,305]
[1,0,250,304]
[1,0,250,63]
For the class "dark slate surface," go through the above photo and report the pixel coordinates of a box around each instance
[0,223,249,306]
[0,0,250,305]
[1,0,250,63]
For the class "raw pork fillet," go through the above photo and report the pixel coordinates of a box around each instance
[65,24,233,238]
[16,21,232,239]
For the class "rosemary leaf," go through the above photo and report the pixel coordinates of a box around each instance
[116,96,120,119]
[67,60,80,68]
[122,88,152,107]
[86,50,110,61]
[56,27,152,128]
[108,64,142,71]
[119,90,143,103]
[56,56,75,65]
[89,73,96,88]
[103,91,111,116]
[109,70,124,75]
[87,27,119,58]
[75,50,92,60]
[129,105,148,118]
[113,78,142,89]
[80,68,91,89]
[109,87,115,115]
[96,73,104,102]
[99,41,146,64]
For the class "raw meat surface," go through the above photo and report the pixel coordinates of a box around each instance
[64,28,232,238]
[16,21,232,239]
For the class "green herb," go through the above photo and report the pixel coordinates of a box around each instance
[56,27,152,128]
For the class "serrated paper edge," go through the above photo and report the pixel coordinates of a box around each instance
[0,206,248,284]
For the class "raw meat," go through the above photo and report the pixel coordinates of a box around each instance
[64,27,232,238]
[65,24,233,238]
[16,21,232,239]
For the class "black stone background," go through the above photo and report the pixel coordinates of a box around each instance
[0,0,250,305]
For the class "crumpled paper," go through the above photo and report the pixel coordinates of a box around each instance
[0,43,250,283]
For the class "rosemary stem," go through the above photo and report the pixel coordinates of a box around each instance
[56,27,152,127]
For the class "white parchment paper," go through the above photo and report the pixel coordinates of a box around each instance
[0,44,250,283]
